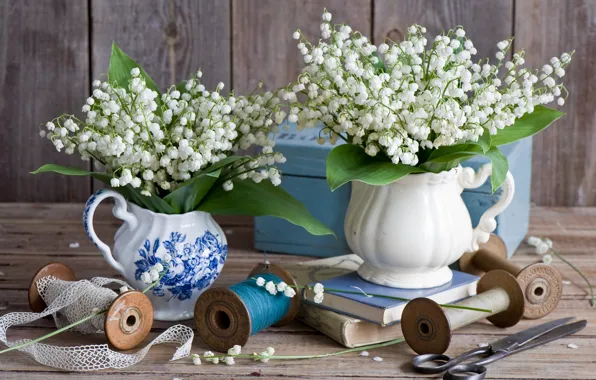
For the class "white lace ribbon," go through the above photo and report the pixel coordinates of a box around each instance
[0,276,194,371]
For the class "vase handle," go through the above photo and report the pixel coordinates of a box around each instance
[457,164,515,252]
[83,189,138,275]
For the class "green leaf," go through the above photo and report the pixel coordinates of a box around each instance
[473,129,492,153]
[491,106,564,146]
[326,144,423,191]
[420,144,483,172]
[484,146,509,192]
[198,179,334,236]
[202,155,246,174]
[31,164,175,214]
[31,164,112,183]
[108,43,162,110]
[175,80,188,94]
[420,156,473,174]
[371,52,386,73]
[164,170,221,214]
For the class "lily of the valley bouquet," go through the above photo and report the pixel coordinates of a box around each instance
[33,44,331,236]
[289,10,571,192]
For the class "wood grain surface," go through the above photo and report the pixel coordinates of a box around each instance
[0,203,594,379]
[1,0,596,206]
[232,0,371,93]
[373,0,514,59]
[0,0,91,202]
[515,0,596,207]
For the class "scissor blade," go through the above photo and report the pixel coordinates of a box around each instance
[490,317,575,351]
[513,320,587,354]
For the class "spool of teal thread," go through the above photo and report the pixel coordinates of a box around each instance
[229,272,291,335]
[195,263,300,352]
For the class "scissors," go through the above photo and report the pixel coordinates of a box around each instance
[412,317,587,380]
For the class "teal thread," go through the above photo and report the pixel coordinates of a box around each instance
[229,273,291,335]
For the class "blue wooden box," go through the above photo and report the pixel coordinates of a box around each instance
[255,123,531,258]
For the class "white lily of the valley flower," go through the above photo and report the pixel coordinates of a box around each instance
[276,281,288,292]
[265,281,277,295]
[542,254,553,265]
[314,293,324,304]
[258,352,270,363]
[256,277,266,286]
[284,287,296,298]
[192,354,202,365]
[313,283,324,294]
[290,11,571,167]
[228,345,242,356]
[41,67,287,195]
[140,271,152,284]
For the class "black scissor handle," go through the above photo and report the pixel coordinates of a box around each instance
[412,354,452,373]
[444,363,487,380]
[412,347,490,374]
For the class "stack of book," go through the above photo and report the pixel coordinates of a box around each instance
[286,256,479,348]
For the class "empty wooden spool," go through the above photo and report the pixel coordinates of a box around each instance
[401,270,525,354]
[459,234,562,319]
[28,262,154,350]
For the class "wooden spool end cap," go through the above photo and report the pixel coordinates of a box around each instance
[195,287,252,353]
[105,290,154,350]
[248,262,300,327]
[29,262,76,312]
[401,297,452,355]
[459,233,508,276]
[477,270,525,328]
[517,263,563,319]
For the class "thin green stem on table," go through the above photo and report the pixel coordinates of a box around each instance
[205,338,406,361]
[321,287,492,313]
[249,277,492,313]
[0,270,166,355]
[551,249,595,307]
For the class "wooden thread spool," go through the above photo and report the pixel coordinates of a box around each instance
[401,270,525,354]
[459,233,563,319]
[194,263,300,352]
[28,262,154,350]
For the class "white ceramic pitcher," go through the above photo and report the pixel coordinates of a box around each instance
[344,163,514,289]
[83,189,228,321]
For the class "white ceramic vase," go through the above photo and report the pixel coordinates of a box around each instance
[345,163,515,289]
[83,189,228,321]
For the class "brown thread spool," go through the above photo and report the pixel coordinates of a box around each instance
[194,263,300,352]
[401,270,525,354]
[459,233,562,319]
[28,263,154,350]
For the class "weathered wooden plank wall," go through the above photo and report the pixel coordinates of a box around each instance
[0,0,595,206]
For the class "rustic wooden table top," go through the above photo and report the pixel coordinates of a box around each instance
[0,203,594,379]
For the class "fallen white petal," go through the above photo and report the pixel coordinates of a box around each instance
[69,242,80,248]
[477,343,489,348]
[359,351,369,357]
[562,280,571,285]
[373,356,383,362]
[567,343,578,349]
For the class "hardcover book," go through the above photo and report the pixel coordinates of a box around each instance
[286,255,478,346]
[302,270,479,326]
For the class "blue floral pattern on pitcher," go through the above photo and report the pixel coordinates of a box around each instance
[134,231,228,301]
[83,189,105,247]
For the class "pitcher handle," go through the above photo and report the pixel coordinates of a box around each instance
[457,163,515,252]
[83,189,138,275]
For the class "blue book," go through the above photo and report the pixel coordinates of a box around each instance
[303,271,479,326]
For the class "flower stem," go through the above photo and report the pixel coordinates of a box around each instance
[322,288,492,313]
[205,338,405,361]
[550,249,594,307]
[0,271,166,355]
[0,309,106,355]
